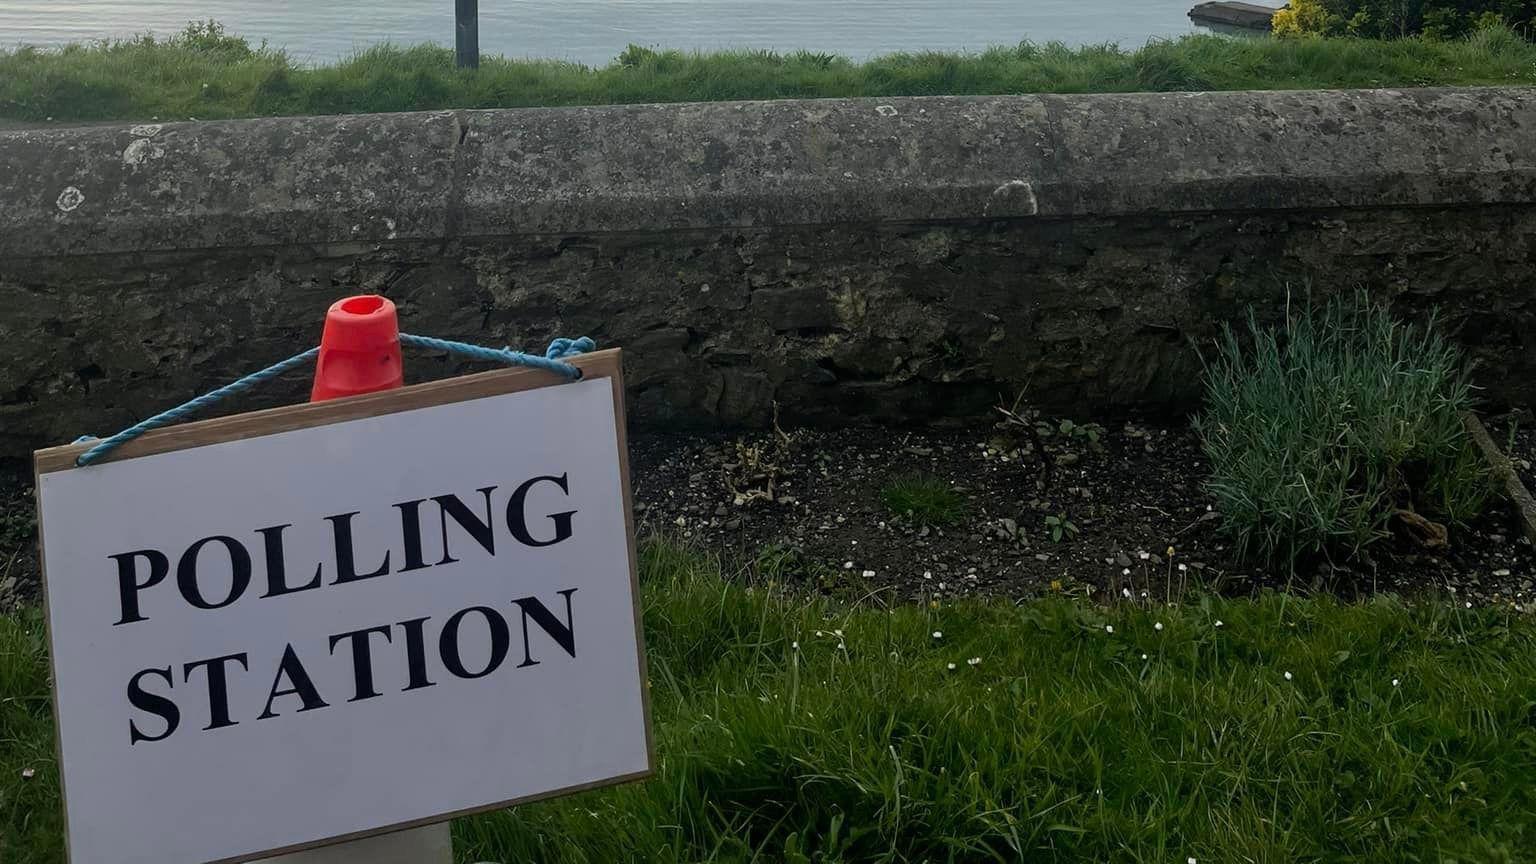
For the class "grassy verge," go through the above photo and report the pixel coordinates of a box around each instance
[4,540,1535,862]
[3,23,1536,124]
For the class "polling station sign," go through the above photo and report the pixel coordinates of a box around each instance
[32,352,652,864]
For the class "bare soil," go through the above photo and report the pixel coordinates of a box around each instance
[4,412,1534,612]
[630,418,1536,608]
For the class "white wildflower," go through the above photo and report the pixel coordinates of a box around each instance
[1154,622,1164,631]
[1105,625,1115,634]
[1284,671,1293,681]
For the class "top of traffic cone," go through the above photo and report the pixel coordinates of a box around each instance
[311,295,405,402]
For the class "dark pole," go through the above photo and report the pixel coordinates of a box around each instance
[455,0,479,69]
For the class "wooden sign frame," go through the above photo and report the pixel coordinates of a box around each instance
[33,349,654,864]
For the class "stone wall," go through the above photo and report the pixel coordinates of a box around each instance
[2,88,1535,461]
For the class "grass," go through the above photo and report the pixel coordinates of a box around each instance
[3,22,1536,124]
[1196,293,1489,570]
[880,475,967,526]
[5,539,1536,862]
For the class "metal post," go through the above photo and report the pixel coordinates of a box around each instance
[455,0,480,69]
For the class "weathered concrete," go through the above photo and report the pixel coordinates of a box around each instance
[2,88,1535,461]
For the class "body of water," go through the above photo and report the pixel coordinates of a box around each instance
[0,0,1231,66]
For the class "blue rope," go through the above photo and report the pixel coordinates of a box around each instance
[74,334,594,467]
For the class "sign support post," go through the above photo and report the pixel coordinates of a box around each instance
[253,295,450,864]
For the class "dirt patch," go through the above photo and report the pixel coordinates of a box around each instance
[631,418,1536,608]
[3,415,1534,611]
[0,468,38,613]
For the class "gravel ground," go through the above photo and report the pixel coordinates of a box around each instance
[4,412,1535,612]
[631,418,1536,609]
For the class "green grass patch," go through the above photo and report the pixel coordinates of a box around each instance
[880,474,967,526]
[3,22,1536,124]
[5,540,1536,862]
[1196,293,1488,570]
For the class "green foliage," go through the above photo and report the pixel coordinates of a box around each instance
[1035,417,1105,446]
[1273,0,1340,37]
[1196,293,1488,569]
[1044,512,1080,542]
[7,541,1536,861]
[0,609,62,864]
[4,24,1536,124]
[880,475,967,526]
[1273,0,1536,38]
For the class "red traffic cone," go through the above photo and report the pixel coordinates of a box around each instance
[311,295,405,402]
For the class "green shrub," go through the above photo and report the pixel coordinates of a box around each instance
[1195,293,1488,569]
[1274,0,1536,38]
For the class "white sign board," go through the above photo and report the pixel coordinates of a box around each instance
[33,355,652,864]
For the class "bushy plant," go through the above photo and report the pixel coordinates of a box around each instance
[1273,0,1535,38]
[1196,293,1488,569]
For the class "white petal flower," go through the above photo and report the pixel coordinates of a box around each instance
[1284,671,1293,681]
[1392,678,1400,687]
[1214,620,1224,628]
[967,657,981,666]
[1154,622,1164,631]
[791,641,799,650]
[932,631,943,639]
[946,662,957,670]
[1105,625,1115,634]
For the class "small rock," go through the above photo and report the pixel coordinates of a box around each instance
[1034,553,1051,562]
[724,518,742,531]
